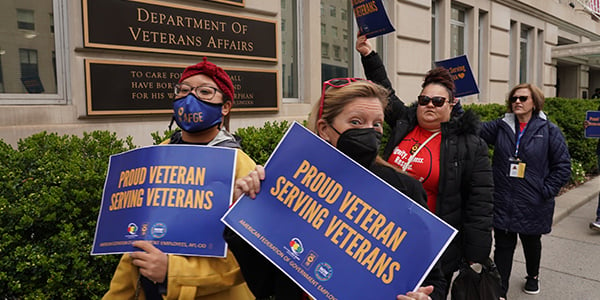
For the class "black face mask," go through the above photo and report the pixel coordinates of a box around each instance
[331,126,382,168]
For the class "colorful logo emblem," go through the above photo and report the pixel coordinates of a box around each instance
[141,223,149,236]
[127,223,138,235]
[289,238,304,255]
[315,262,333,281]
[151,223,167,239]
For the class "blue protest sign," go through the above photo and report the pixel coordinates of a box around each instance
[353,0,395,39]
[222,122,457,299]
[585,111,600,138]
[91,145,236,257]
[435,55,480,97]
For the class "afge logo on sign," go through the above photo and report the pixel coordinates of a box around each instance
[302,251,318,269]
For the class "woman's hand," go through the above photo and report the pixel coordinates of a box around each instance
[130,240,168,284]
[396,285,434,300]
[356,34,373,57]
[233,165,265,200]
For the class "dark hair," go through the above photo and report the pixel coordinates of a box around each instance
[422,67,455,102]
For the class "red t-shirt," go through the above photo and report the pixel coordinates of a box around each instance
[387,126,441,212]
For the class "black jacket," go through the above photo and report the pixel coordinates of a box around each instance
[369,163,446,300]
[361,51,494,275]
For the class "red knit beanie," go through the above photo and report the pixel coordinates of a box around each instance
[179,57,234,102]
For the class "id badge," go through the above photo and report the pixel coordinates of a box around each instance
[508,157,526,178]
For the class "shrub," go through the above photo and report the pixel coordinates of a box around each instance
[235,120,293,165]
[0,131,135,299]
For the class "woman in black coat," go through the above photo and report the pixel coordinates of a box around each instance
[356,35,494,297]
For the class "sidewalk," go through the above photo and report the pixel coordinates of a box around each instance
[505,175,600,300]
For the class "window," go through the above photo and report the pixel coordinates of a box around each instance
[281,0,299,99]
[450,5,466,57]
[2,0,67,104]
[519,26,530,83]
[322,43,330,58]
[333,45,341,60]
[321,0,354,80]
[17,9,35,30]
[431,0,438,63]
[321,23,326,35]
[0,57,4,93]
[343,47,348,63]
[20,49,43,93]
[478,10,489,102]
[49,13,54,33]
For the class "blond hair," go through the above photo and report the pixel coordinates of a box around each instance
[307,80,389,132]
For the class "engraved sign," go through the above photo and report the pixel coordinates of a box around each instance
[84,59,279,115]
[83,0,277,61]
[206,0,245,7]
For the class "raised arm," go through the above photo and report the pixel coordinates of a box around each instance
[356,35,408,129]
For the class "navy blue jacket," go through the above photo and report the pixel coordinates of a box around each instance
[480,112,571,234]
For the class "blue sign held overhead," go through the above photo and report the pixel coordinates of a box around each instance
[435,55,480,97]
[91,145,237,257]
[222,122,457,300]
[585,111,600,138]
[353,0,395,39]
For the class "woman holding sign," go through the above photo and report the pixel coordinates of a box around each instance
[356,35,494,297]
[231,79,446,300]
[479,83,571,296]
[103,58,256,300]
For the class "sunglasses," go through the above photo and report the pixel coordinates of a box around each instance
[417,95,447,107]
[509,95,529,103]
[318,77,367,118]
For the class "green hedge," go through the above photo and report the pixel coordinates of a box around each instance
[0,131,134,299]
[1,98,597,297]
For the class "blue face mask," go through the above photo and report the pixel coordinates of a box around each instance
[173,94,223,133]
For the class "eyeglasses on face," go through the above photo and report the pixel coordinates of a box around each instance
[509,95,529,103]
[174,83,222,100]
[417,95,447,107]
[318,77,367,118]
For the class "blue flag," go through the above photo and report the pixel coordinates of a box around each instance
[91,145,236,257]
[222,122,456,299]
[353,0,395,39]
[435,55,480,97]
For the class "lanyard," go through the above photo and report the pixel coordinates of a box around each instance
[514,125,527,158]
[402,131,441,172]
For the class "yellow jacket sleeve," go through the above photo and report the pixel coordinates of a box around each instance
[103,148,257,300]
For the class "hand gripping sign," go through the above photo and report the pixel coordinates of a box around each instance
[222,122,456,299]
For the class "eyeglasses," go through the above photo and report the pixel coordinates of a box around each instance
[417,95,447,107]
[174,83,222,101]
[509,95,529,103]
[318,77,366,118]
